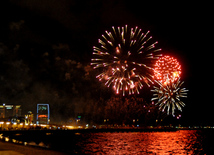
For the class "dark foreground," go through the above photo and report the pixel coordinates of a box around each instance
[0,128,214,154]
[0,140,66,155]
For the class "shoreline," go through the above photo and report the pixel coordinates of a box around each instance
[0,140,67,155]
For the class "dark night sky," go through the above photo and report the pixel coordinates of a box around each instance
[0,1,213,125]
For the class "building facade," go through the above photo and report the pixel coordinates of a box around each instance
[0,104,21,118]
[37,103,50,124]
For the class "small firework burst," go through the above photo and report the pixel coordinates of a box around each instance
[154,55,181,85]
[151,77,188,116]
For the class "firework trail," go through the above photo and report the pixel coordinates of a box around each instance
[91,25,162,96]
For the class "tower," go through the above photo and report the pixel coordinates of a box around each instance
[37,104,50,124]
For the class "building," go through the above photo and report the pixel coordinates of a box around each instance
[0,104,21,118]
[25,111,34,124]
[0,105,4,118]
[37,104,50,124]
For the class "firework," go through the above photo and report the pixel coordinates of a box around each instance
[154,55,181,85]
[91,25,162,95]
[151,77,188,116]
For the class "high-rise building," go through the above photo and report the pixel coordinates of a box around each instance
[13,105,21,117]
[37,103,50,124]
[0,105,4,118]
[0,104,21,118]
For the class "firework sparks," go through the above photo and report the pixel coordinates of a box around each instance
[154,55,181,85]
[91,25,162,95]
[151,77,188,116]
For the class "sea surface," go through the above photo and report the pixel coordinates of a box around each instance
[2,129,214,154]
[68,130,214,154]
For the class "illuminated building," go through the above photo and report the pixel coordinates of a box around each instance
[25,111,34,124]
[0,104,21,118]
[76,115,81,124]
[0,105,4,118]
[37,104,50,124]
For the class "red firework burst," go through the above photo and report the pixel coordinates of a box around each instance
[154,55,181,84]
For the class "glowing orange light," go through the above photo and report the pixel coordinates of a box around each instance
[130,83,135,89]
[173,71,179,78]
[116,47,120,53]
[38,115,48,118]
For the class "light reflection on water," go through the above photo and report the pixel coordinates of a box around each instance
[76,130,204,154]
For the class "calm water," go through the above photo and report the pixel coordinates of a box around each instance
[69,130,214,154]
[2,129,214,154]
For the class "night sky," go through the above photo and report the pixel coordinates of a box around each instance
[0,1,213,125]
